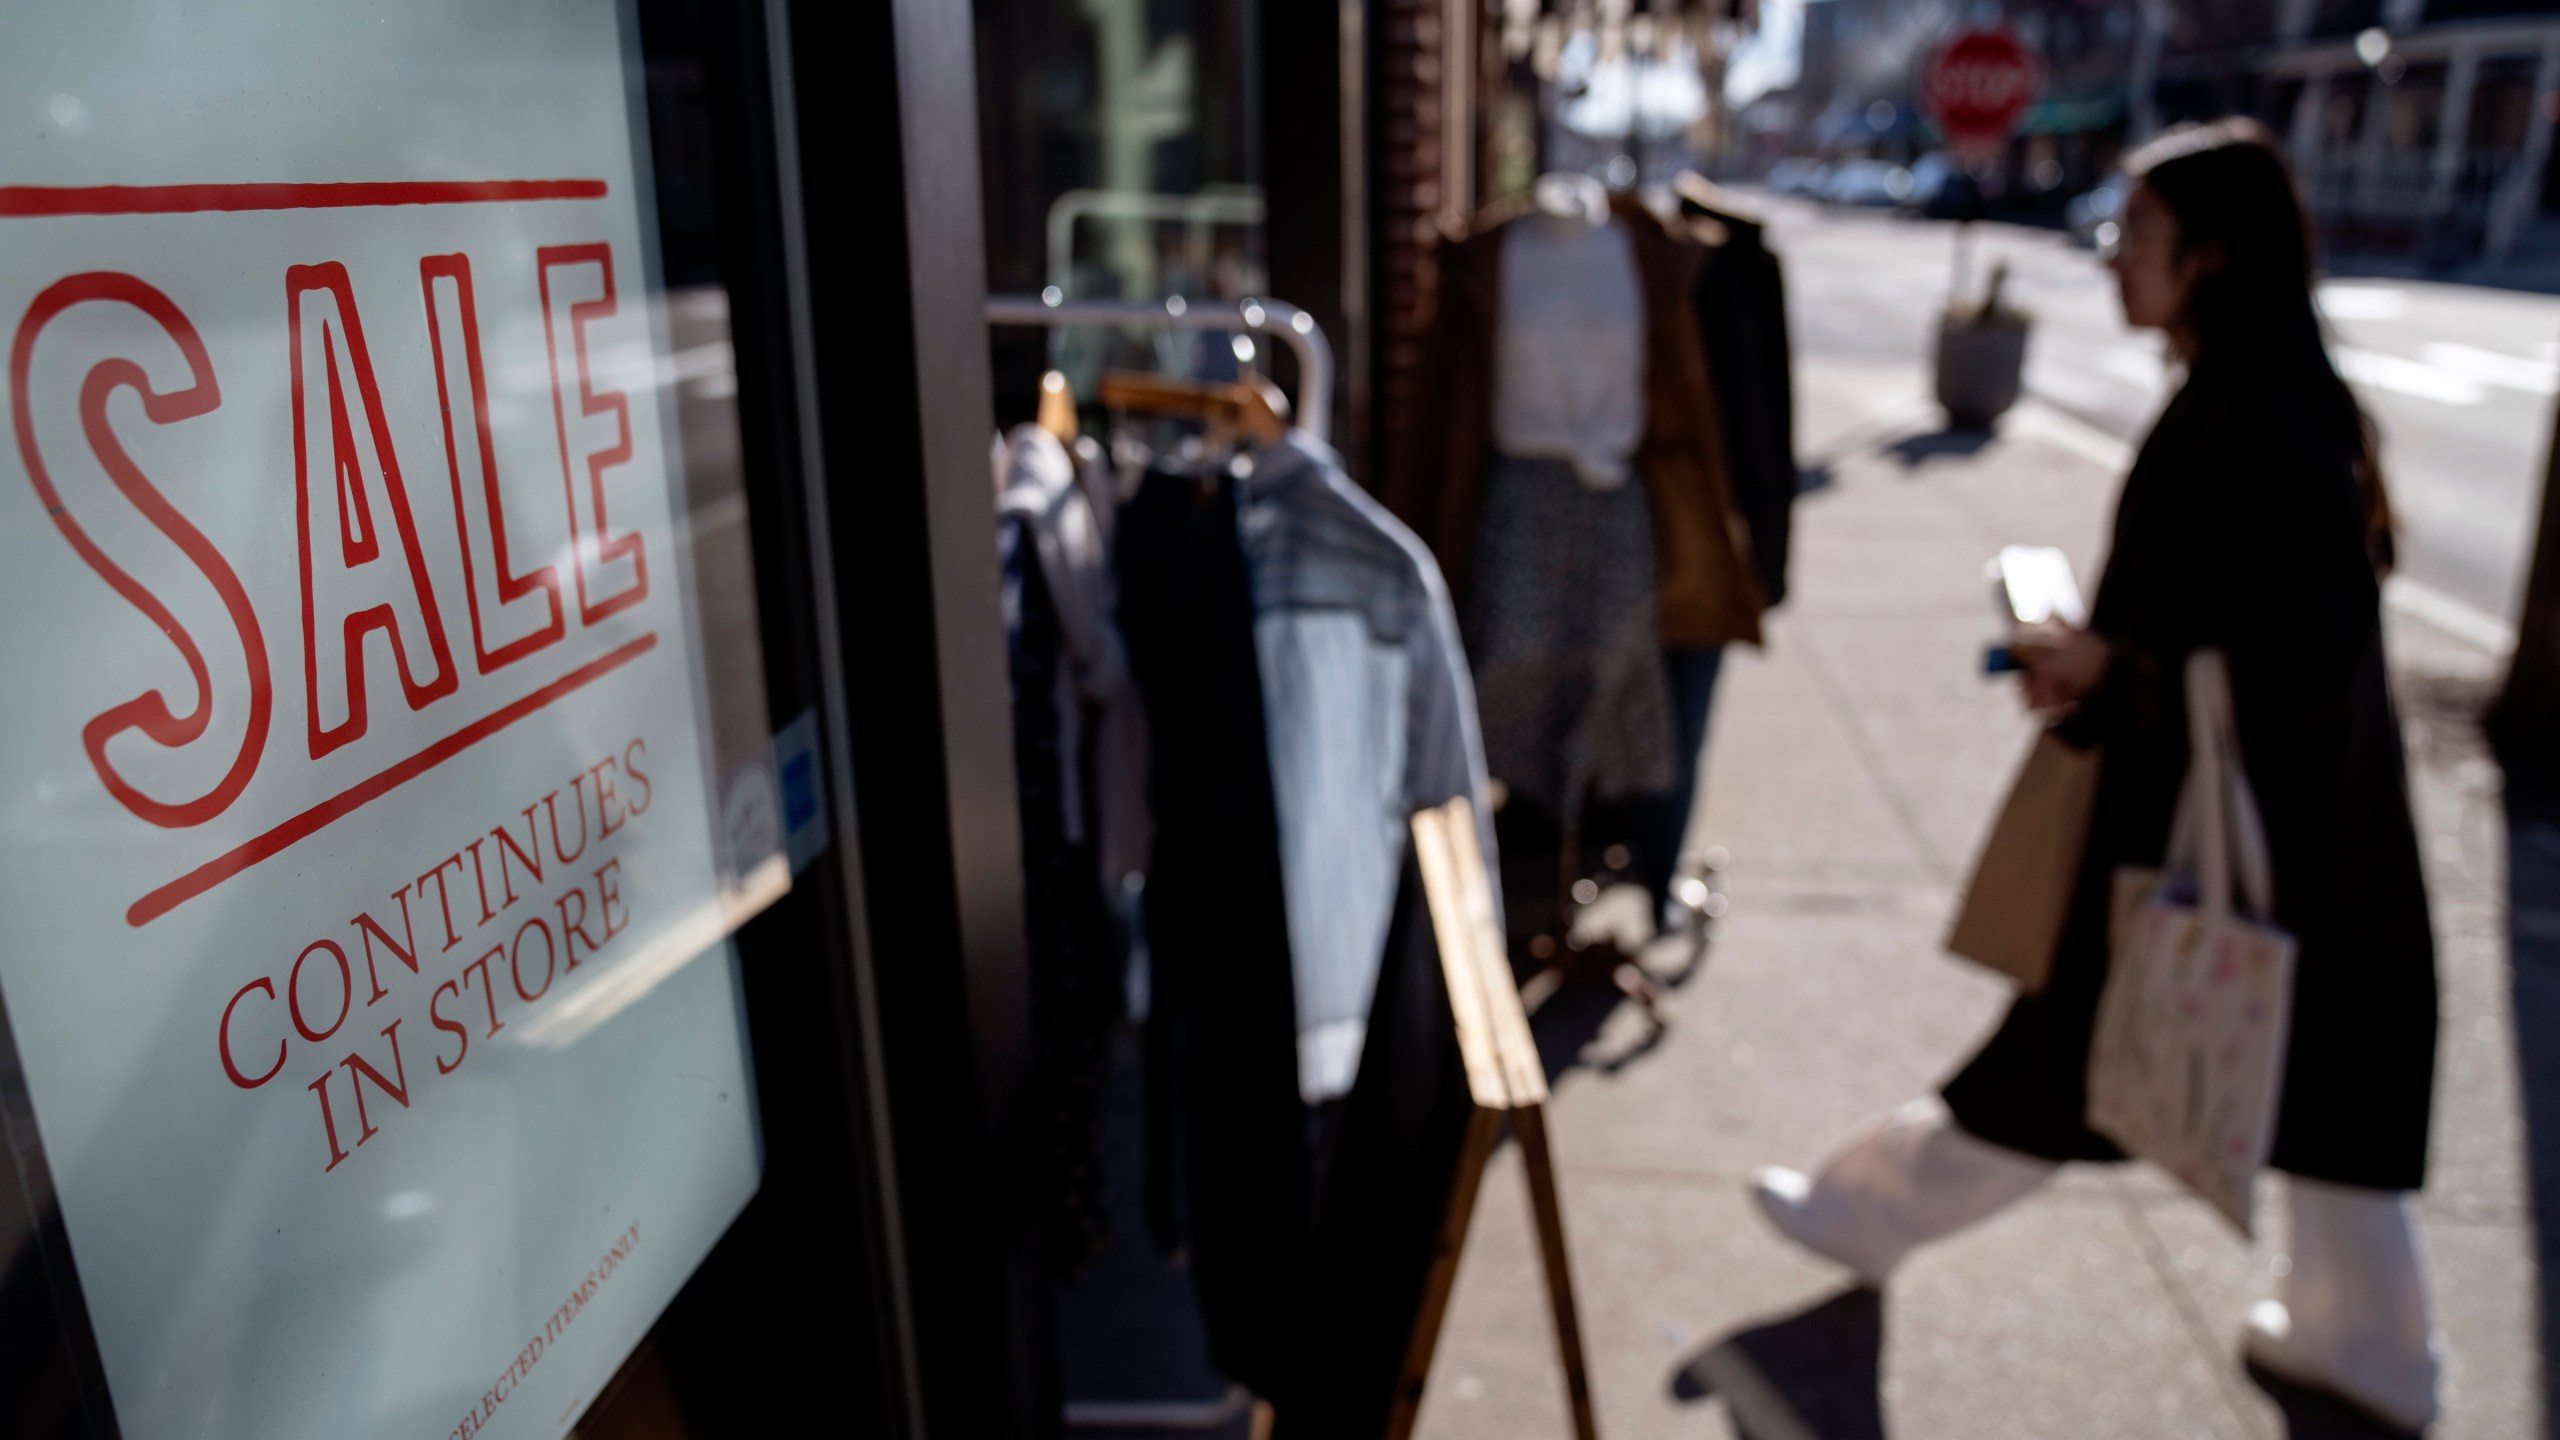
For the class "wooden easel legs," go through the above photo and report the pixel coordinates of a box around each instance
[1383,1101,1598,1440]
[1391,798,1599,1440]
[1515,1105,1599,1440]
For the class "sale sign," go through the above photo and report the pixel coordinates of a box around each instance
[1,5,764,1439]
[1923,27,2042,155]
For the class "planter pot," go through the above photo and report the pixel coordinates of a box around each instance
[1935,315,2030,428]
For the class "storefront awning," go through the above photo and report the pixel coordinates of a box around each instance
[2016,86,2128,136]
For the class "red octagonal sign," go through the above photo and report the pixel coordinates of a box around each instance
[1924,27,2041,150]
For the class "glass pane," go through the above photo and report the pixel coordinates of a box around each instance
[0,4,793,1436]
[977,0,1268,421]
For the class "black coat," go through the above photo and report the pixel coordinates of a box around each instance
[1118,468,1473,1425]
[1943,353,2439,1192]
[1678,187,1799,606]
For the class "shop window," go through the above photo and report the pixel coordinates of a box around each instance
[976,0,1268,428]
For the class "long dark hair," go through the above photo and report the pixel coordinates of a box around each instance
[2126,117,2395,572]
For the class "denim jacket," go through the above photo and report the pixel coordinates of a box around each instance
[1239,432,1501,1102]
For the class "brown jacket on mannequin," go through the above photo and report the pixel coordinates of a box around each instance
[1388,192,1766,649]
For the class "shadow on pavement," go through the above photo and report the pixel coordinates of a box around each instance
[1526,968,1643,1080]
[2241,1359,2416,1440]
[1885,427,1996,469]
[2506,784,2560,1440]
[1667,1286,1887,1440]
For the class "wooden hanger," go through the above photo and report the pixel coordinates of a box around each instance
[1098,370,1289,448]
[1036,368,1079,444]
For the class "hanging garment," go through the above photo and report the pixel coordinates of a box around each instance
[1677,173,1801,607]
[1393,191,1766,651]
[1490,208,1646,490]
[1941,349,2436,1192]
[1000,425,1151,891]
[1464,452,1678,813]
[998,510,1123,1275]
[1272,850,1475,1438]
[1117,461,1309,1397]
[1119,454,1491,1421]
[1238,431,1501,1103]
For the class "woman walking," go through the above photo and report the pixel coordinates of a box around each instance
[1755,120,2442,1432]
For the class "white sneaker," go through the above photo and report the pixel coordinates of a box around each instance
[2243,1180,2443,1434]
[1751,1098,2057,1286]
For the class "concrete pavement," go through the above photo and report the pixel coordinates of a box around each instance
[1409,355,2540,1439]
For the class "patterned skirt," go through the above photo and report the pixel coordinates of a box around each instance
[1461,452,1676,820]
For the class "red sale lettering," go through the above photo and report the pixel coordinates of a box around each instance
[308,1068,351,1173]
[461,945,507,1039]
[543,772,592,865]
[463,837,498,927]
[446,1222,641,1440]
[417,852,471,953]
[286,939,351,1043]
[339,1019,412,1144]
[218,977,286,1090]
[491,807,547,906]
[510,916,556,1002]
[430,978,471,1076]
[0,243,679,924]
[288,261,459,758]
[595,857,630,943]
[420,252,566,672]
[352,886,421,1005]
[204,741,656,1172]
[10,273,273,828]
[623,737,652,815]
[557,884,599,971]
[591,754,627,839]
[538,244,647,625]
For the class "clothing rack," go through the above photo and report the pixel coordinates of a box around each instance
[988,299,1594,1438]
[984,293,1335,444]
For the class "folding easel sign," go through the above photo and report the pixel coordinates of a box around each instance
[1390,797,1599,1440]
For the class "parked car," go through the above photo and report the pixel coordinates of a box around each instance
[1901,152,1953,212]
[2066,175,2127,247]
[1823,159,1912,207]
[1765,157,1829,197]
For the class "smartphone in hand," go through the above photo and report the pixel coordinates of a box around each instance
[1984,545,2085,675]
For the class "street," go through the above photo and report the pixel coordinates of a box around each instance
[1756,197,2560,641]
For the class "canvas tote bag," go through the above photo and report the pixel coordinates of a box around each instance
[2086,649,2297,1235]
[1945,729,2101,991]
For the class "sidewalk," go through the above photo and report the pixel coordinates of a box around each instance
[1411,359,2538,1439]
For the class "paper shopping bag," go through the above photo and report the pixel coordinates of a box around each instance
[2086,651,2297,1236]
[1946,729,2100,991]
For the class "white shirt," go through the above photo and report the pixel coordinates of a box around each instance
[1492,205,1646,490]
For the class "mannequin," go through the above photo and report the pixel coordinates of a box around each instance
[1493,173,1645,491]
[1391,168,1765,974]
[1466,172,1676,958]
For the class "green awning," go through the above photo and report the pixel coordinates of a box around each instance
[2017,87,2128,136]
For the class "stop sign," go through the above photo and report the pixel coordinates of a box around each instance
[1924,27,2040,152]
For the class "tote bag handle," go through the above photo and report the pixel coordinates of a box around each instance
[2162,649,2276,924]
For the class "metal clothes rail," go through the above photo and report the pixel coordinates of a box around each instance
[984,292,1335,444]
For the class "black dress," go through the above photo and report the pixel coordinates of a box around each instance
[1942,352,2439,1193]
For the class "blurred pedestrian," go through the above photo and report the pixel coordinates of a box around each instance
[1753,119,2442,1433]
